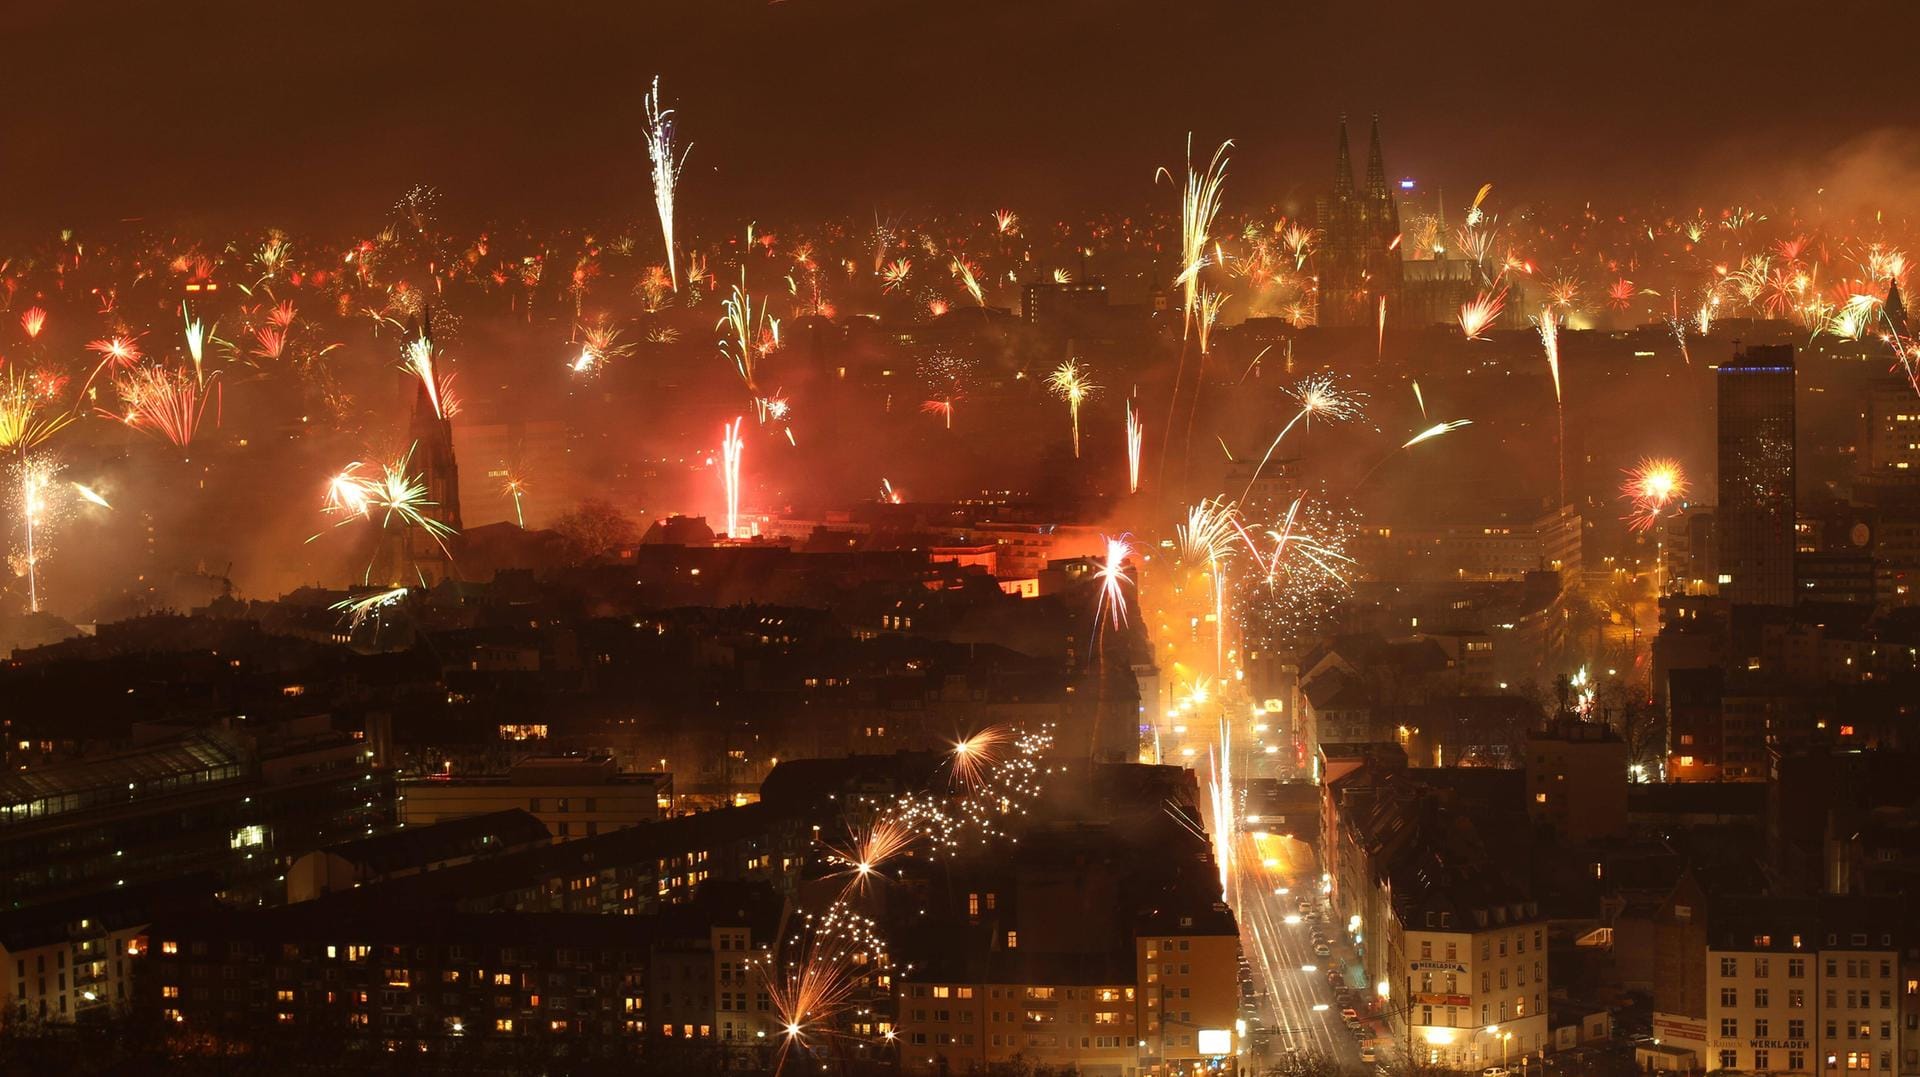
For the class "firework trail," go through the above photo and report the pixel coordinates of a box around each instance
[1666,307,1693,364]
[1156,135,1231,488]
[1621,457,1687,532]
[1356,420,1475,488]
[1402,419,1473,449]
[718,272,771,418]
[1047,358,1098,458]
[20,307,45,340]
[182,303,210,385]
[401,332,451,420]
[10,454,62,613]
[502,473,528,527]
[1207,717,1232,898]
[1125,400,1143,494]
[1532,306,1566,506]
[70,483,111,510]
[993,209,1019,236]
[643,76,689,292]
[721,417,744,538]
[1157,135,1232,338]
[1532,306,1562,404]
[1196,288,1228,355]
[1179,497,1239,675]
[951,256,984,306]
[1412,380,1427,420]
[329,587,409,632]
[1240,373,1364,500]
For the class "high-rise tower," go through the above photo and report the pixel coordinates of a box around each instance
[1716,345,1796,606]
[1315,114,1402,328]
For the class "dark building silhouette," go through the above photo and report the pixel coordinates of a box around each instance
[1315,114,1402,328]
[1716,345,1796,606]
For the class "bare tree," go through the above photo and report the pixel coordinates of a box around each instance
[553,498,638,563]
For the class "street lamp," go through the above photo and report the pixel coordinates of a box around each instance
[1482,1026,1512,1070]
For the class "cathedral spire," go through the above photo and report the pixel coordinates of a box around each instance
[1334,114,1354,199]
[1887,277,1908,335]
[1365,113,1388,198]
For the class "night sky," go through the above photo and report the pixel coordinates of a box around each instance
[7,0,1917,229]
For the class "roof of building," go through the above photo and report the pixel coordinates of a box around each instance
[0,873,220,953]
[303,809,550,874]
[0,730,248,826]
[314,803,786,912]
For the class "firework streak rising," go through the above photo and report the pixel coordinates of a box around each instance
[1240,373,1365,500]
[1158,136,1232,338]
[1126,400,1143,494]
[643,76,689,292]
[721,417,744,538]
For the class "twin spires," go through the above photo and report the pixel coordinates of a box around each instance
[1333,113,1393,202]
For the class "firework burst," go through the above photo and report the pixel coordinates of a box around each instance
[110,364,215,450]
[1458,287,1506,339]
[1093,534,1133,631]
[0,371,73,454]
[1620,457,1687,531]
[947,725,1011,791]
[1047,358,1098,457]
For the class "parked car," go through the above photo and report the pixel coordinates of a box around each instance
[1314,944,1332,957]
[1340,1008,1359,1020]
[1360,1046,1378,1064]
